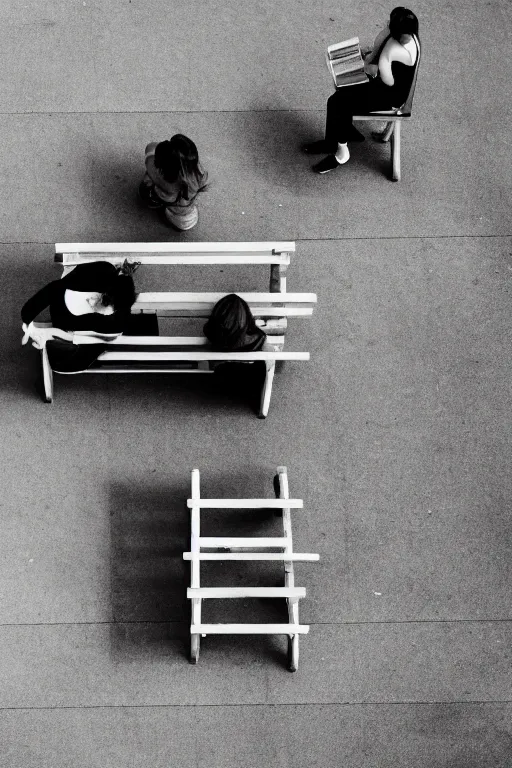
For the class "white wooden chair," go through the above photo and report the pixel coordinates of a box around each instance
[184,466,319,671]
[354,36,421,181]
[28,242,316,417]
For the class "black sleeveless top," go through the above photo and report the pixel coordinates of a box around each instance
[382,35,419,109]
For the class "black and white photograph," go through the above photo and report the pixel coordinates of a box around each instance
[2,1,512,765]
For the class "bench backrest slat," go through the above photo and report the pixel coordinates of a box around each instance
[55,242,295,267]
[56,241,295,254]
[58,253,291,266]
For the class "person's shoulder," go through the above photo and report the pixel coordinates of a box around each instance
[145,141,158,157]
[74,261,117,275]
[383,36,413,63]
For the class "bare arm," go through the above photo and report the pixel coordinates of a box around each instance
[378,37,414,86]
[365,25,390,63]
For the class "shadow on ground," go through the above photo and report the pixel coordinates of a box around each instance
[238,101,391,185]
[107,475,293,667]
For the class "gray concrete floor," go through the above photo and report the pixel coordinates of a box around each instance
[1,0,511,766]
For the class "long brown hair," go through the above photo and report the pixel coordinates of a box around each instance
[154,134,208,202]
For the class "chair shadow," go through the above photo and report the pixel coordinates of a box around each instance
[235,103,321,195]
[237,100,391,187]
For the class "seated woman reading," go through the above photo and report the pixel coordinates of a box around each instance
[21,260,150,373]
[303,6,419,174]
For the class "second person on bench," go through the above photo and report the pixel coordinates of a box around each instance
[204,294,268,412]
[139,134,208,231]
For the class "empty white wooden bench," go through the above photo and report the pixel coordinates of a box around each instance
[184,466,319,670]
[28,242,316,417]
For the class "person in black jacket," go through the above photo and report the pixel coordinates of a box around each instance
[21,261,150,372]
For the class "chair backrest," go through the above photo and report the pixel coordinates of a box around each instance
[400,35,421,115]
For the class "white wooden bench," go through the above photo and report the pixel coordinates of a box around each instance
[184,466,319,671]
[29,242,316,417]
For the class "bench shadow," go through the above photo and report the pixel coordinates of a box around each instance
[108,480,190,660]
[108,471,293,669]
[104,370,264,419]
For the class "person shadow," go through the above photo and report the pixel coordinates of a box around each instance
[235,98,390,191]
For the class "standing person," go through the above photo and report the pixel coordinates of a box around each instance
[139,134,208,230]
[21,261,154,373]
[303,7,419,173]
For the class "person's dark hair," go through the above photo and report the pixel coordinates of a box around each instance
[102,268,137,313]
[389,7,418,40]
[204,294,266,352]
[154,134,208,201]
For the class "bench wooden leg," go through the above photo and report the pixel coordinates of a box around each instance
[190,630,200,664]
[287,633,299,672]
[390,121,401,181]
[41,347,54,403]
[258,361,276,419]
[270,263,287,294]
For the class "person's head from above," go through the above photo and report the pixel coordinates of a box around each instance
[154,134,202,184]
[98,263,137,314]
[203,293,266,352]
[389,7,419,41]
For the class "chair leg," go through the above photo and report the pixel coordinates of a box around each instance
[41,347,54,403]
[382,121,394,142]
[258,361,276,419]
[390,121,401,181]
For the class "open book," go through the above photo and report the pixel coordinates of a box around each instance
[326,36,369,88]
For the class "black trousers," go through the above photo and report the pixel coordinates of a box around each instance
[47,314,159,373]
[324,80,395,147]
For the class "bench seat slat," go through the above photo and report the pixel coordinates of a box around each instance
[97,351,309,362]
[183,553,319,561]
[191,624,309,635]
[199,536,288,547]
[135,306,313,317]
[135,292,317,304]
[66,335,286,347]
[187,587,306,599]
[74,367,214,375]
[187,498,303,509]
